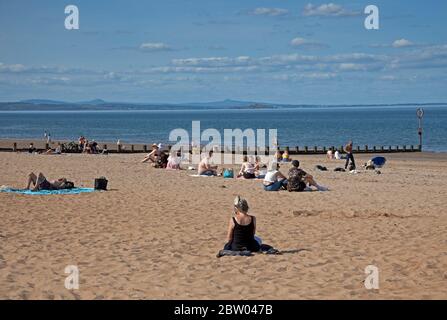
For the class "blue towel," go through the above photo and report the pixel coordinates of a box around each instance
[0,187,96,195]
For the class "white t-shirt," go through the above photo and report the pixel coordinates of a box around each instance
[264,171,280,183]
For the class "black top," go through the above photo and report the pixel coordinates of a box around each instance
[230,216,260,252]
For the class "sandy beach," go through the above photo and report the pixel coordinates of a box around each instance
[0,151,446,300]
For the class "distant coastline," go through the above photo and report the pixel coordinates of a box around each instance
[0,99,446,111]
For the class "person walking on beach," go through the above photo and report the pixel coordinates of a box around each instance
[344,141,356,170]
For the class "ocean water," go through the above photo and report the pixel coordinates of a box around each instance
[0,105,446,152]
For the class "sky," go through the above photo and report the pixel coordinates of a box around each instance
[0,0,446,104]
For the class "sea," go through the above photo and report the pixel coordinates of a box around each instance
[0,105,446,152]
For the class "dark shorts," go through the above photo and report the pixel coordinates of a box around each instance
[288,181,306,192]
[38,179,53,191]
[243,172,256,179]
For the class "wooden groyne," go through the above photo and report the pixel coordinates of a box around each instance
[0,140,422,154]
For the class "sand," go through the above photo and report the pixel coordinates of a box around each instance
[0,151,446,300]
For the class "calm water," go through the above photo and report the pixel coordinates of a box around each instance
[0,106,446,152]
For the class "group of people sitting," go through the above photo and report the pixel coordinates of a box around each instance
[141,143,182,170]
[28,142,63,155]
[79,136,101,154]
[141,144,329,193]
[263,160,328,192]
[275,147,292,163]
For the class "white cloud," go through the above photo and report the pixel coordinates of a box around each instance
[290,37,327,49]
[392,39,414,48]
[250,7,289,16]
[290,37,309,47]
[272,72,337,81]
[338,63,368,71]
[140,42,171,51]
[0,63,26,73]
[303,3,360,17]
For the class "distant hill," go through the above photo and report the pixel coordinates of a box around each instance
[20,99,69,105]
[0,99,445,111]
[77,99,107,105]
[182,99,256,108]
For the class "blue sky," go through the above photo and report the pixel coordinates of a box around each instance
[0,0,446,104]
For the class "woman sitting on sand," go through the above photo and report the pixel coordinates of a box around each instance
[141,144,159,163]
[238,155,256,179]
[263,161,288,191]
[166,150,182,170]
[26,172,74,191]
[282,147,291,162]
[223,196,261,252]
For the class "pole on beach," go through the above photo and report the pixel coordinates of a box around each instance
[417,108,424,151]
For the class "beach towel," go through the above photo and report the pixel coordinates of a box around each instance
[216,250,253,258]
[0,187,96,195]
[216,246,281,258]
[189,174,217,177]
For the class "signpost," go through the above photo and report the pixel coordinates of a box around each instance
[416,108,424,151]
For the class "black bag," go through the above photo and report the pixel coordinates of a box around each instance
[94,177,108,190]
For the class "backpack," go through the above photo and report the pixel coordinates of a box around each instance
[223,169,234,178]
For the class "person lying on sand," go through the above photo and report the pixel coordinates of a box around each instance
[263,161,288,191]
[45,143,62,155]
[26,172,74,191]
[198,150,218,176]
[288,160,328,192]
[238,155,256,179]
[141,144,159,163]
